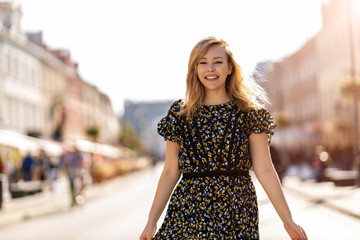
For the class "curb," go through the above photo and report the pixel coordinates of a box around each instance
[284,178,360,220]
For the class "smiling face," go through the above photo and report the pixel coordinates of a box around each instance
[197,44,232,93]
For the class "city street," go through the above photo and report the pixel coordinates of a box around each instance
[1,1,360,240]
[0,164,359,240]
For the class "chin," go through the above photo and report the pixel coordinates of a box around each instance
[204,85,225,91]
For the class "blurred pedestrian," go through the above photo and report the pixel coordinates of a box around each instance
[340,147,352,170]
[270,144,286,183]
[5,152,16,186]
[312,145,331,182]
[62,146,84,206]
[48,156,60,190]
[140,37,307,240]
[22,152,35,181]
[34,150,50,183]
[0,155,4,209]
[0,155,4,173]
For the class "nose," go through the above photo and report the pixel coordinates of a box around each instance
[207,63,215,71]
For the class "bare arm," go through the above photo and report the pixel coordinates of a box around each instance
[140,140,181,240]
[250,133,307,240]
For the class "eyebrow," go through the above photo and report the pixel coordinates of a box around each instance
[200,56,224,60]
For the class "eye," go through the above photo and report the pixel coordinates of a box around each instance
[215,61,223,64]
[198,61,207,65]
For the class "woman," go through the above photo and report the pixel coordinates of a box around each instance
[140,37,307,239]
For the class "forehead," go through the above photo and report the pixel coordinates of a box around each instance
[202,44,227,58]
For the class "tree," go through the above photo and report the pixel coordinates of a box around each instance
[86,125,100,142]
[118,124,144,153]
[274,112,290,128]
[341,77,360,101]
[27,130,42,138]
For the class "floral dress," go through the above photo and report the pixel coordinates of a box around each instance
[154,99,276,240]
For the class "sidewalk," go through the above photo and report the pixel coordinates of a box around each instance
[0,176,70,229]
[0,169,146,229]
[283,176,360,219]
[0,166,359,230]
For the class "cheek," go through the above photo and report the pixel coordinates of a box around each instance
[198,77,205,85]
[196,72,201,82]
[221,68,230,78]
[197,68,204,79]
[222,66,231,75]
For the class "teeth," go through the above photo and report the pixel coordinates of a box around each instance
[206,76,218,79]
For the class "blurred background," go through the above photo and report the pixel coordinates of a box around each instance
[0,0,359,239]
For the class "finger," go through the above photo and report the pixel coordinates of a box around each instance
[294,226,305,240]
[292,227,304,240]
[299,226,308,240]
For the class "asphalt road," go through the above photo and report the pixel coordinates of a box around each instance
[0,164,359,240]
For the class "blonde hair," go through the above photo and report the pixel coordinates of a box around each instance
[179,36,268,118]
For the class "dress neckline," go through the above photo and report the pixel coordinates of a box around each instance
[200,101,235,108]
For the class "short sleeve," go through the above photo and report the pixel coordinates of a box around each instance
[157,99,183,144]
[247,108,277,143]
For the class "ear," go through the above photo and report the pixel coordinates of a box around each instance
[228,64,233,75]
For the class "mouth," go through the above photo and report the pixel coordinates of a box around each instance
[205,75,219,80]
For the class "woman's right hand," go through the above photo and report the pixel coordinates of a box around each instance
[139,222,157,240]
[284,219,308,240]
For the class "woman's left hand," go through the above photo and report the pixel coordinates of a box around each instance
[283,219,308,240]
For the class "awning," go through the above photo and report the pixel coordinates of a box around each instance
[75,139,124,159]
[0,129,63,156]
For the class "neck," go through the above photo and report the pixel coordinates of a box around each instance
[202,89,230,106]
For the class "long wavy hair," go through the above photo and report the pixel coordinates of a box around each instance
[179,36,268,118]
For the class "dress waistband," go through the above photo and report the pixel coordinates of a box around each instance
[182,169,249,179]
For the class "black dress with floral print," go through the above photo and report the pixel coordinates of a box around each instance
[154,99,276,240]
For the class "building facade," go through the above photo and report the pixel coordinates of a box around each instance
[26,32,68,140]
[0,2,120,145]
[316,0,360,149]
[263,0,360,161]
[98,94,119,144]
[0,3,42,135]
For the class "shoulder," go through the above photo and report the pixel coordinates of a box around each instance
[245,107,273,120]
[168,99,183,115]
[244,107,277,137]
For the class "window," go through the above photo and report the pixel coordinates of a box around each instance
[7,53,11,73]
[2,97,8,126]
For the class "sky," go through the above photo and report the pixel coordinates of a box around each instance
[14,0,329,115]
